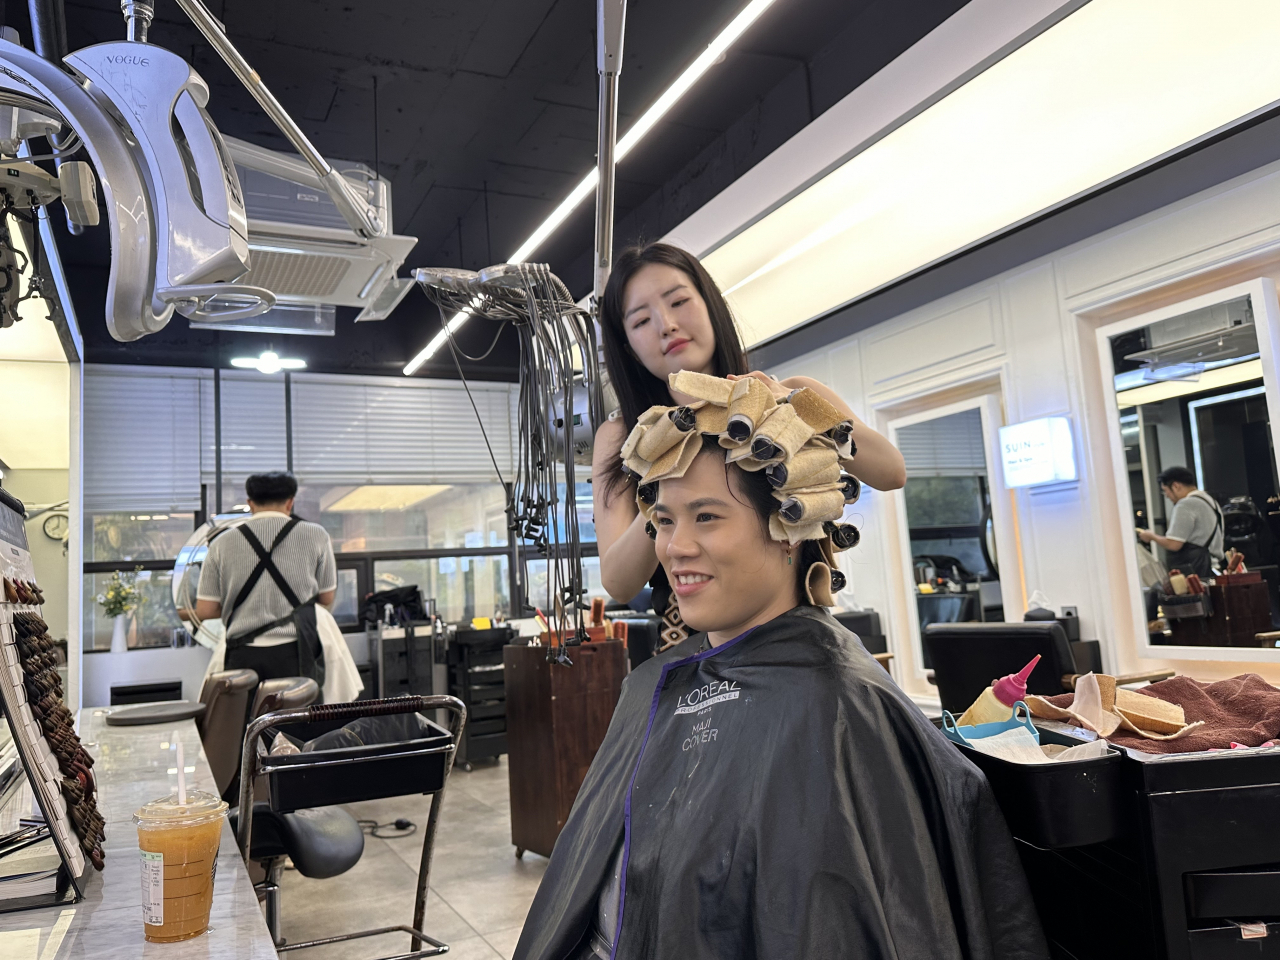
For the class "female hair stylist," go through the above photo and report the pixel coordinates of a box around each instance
[593,241,906,645]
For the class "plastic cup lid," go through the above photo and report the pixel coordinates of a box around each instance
[134,790,228,827]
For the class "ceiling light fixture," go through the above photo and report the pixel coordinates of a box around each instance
[403,0,780,375]
[229,350,306,374]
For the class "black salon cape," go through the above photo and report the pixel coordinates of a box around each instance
[513,606,1048,960]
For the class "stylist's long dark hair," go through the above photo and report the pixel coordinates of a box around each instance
[600,242,748,497]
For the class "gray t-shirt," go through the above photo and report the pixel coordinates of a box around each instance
[197,512,337,646]
[1166,490,1224,559]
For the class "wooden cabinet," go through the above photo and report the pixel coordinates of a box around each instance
[504,641,626,859]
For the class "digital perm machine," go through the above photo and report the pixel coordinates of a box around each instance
[0,0,408,338]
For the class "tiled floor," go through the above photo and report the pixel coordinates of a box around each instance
[278,756,546,959]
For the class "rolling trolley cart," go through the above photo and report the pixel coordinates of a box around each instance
[235,694,466,958]
[448,625,518,770]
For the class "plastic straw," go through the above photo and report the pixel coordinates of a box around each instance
[174,729,187,805]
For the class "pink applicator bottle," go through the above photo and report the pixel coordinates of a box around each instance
[956,655,1041,727]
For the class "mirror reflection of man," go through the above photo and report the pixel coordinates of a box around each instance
[1136,465,1224,580]
[195,472,336,683]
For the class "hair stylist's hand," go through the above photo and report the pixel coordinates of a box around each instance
[727,371,790,400]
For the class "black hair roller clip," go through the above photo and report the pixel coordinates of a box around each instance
[765,462,788,489]
[830,568,847,592]
[778,497,804,523]
[839,473,861,504]
[637,482,658,505]
[827,421,854,448]
[669,406,698,432]
[725,415,753,443]
[751,436,782,462]
[827,522,861,550]
[644,520,657,541]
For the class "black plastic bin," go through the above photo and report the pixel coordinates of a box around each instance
[261,714,453,813]
[949,725,1128,848]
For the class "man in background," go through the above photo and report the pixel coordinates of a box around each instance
[1137,465,1224,580]
[195,472,336,683]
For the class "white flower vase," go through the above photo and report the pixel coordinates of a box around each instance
[111,614,128,654]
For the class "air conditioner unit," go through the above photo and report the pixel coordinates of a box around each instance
[222,136,418,322]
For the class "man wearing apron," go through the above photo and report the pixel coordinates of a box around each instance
[1137,465,1224,580]
[195,472,337,688]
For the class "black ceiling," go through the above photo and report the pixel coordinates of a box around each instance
[11,0,967,379]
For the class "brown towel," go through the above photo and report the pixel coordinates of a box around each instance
[1043,674,1280,754]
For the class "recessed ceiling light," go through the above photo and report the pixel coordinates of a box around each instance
[403,0,781,376]
[229,350,306,374]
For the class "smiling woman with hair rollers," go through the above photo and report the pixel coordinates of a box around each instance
[515,374,1048,960]
[593,242,905,648]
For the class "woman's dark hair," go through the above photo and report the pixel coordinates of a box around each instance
[601,242,748,500]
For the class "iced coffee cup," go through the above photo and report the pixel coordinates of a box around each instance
[134,790,228,942]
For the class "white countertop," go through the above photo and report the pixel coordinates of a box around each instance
[0,708,276,959]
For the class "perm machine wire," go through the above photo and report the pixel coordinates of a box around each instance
[413,1,626,664]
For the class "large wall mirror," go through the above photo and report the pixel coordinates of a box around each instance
[1099,279,1280,656]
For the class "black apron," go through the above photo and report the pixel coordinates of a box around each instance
[1165,491,1223,581]
[513,606,1048,960]
[223,518,325,689]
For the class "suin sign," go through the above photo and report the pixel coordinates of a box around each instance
[999,417,1077,488]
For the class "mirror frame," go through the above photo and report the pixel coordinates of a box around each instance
[1096,277,1280,661]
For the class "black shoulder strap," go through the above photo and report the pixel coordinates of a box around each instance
[225,518,302,628]
[1188,491,1224,553]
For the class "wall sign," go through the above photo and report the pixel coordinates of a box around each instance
[999,417,1077,488]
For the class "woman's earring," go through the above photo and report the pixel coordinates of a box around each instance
[786,552,793,566]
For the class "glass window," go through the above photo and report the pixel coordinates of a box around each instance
[83,569,187,651]
[520,478,596,546]
[85,513,196,563]
[298,483,509,553]
[524,555,607,612]
[903,477,983,527]
[332,568,360,625]
[373,555,510,623]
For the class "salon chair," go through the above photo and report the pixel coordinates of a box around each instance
[615,616,662,671]
[924,622,1173,715]
[251,675,320,721]
[195,668,258,797]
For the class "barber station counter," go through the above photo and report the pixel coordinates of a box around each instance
[0,710,276,959]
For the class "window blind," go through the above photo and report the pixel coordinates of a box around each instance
[83,365,202,512]
[198,372,287,493]
[897,409,988,477]
[291,374,517,484]
[84,367,518,512]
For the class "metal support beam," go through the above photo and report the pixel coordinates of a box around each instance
[592,0,626,306]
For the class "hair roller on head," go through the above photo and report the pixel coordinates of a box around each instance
[645,520,657,541]
[827,522,861,551]
[669,406,698,432]
[839,474,861,504]
[623,372,865,606]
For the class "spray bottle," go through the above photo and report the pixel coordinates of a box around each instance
[956,655,1041,727]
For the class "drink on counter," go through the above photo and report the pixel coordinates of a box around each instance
[134,790,228,942]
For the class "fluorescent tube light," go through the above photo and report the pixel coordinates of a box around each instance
[1114,358,1263,407]
[702,0,1280,348]
[404,0,780,375]
[229,350,306,374]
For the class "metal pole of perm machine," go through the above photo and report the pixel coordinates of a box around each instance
[593,0,626,306]
[169,0,383,239]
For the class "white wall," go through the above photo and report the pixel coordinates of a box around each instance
[767,155,1280,699]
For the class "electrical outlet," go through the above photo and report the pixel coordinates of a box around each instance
[1061,605,1079,618]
